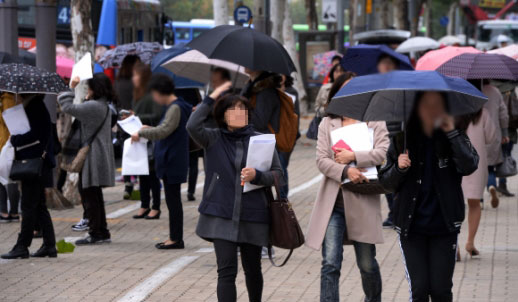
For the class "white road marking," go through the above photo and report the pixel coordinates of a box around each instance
[0,259,12,264]
[106,202,141,219]
[195,247,214,253]
[117,256,199,302]
[288,174,323,197]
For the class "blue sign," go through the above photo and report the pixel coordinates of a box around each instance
[57,6,70,25]
[440,16,449,27]
[233,5,252,24]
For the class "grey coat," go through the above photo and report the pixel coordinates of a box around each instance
[58,92,116,189]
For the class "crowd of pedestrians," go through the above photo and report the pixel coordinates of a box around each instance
[1,25,517,302]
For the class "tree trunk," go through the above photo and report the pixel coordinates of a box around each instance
[447,2,458,36]
[253,0,267,33]
[425,0,432,37]
[213,0,228,26]
[282,0,307,114]
[270,0,285,42]
[349,0,358,44]
[381,0,391,29]
[305,0,318,30]
[394,0,409,31]
[65,0,95,204]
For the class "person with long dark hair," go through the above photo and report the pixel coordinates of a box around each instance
[60,73,116,245]
[187,81,283,302]
[1,94,57,259]
[457,109,497,258]
[379,91,479,301]
[131,62,163,219]
[315,64,347,116]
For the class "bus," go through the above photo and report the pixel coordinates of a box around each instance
[17,0,169,49]
[476,19,518,50]
[168,21,213,45]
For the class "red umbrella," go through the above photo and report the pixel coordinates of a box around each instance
[416,46,481,71]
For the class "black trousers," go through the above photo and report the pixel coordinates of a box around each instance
[78,178,110,239]
[213,239,263,302]
[16,170,55,248]
[0,183,20,215]
[139,172,161,211]
[188,151,201,194]
[163,180,183,242]
[399,232,458,302]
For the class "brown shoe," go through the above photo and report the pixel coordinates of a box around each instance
[489,186,499,208]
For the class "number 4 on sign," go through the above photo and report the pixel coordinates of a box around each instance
[57,6,70,25]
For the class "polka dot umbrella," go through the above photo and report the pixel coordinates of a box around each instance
[0,63,69,95]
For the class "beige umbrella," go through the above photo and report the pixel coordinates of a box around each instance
[161,49,249,87]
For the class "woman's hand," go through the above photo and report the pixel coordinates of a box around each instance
[131,131,140,142]
[209,81,232,100]
[347,167,368,184]
[240,167,256,182]
[334,148,355,164]
[398,151,411,170]
[70,76,80,89]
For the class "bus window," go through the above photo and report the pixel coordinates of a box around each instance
[175,27,190,42]
[193,28,209,38]
[137,30,143,42]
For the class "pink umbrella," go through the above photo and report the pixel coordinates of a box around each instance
[56,56,74,79]
[416,46,481,71]
[488,44,518,60]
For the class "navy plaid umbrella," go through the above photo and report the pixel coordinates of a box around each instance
[98,42,163,69]
[436,53,518,80]
[0,63,68,94]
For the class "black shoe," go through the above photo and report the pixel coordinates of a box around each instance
[75,236,111,245]
[8,215,20,222]
[31,245,57,258]
[145,210,161,220]
[1,247,29,259]
[133,208,151,219]
[497,183,515,197]
[155,240,184,250]
[0,215,11,223]
[187,193,195,201]
[382,219,394,229]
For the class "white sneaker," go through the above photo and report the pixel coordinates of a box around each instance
[262,247,274,259]
[71,218,89,232]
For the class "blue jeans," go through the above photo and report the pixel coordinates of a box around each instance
[321,206,382,302]
[487,165,497,188]
[278,151,291,199]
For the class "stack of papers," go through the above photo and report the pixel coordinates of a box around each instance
[243,134,276,193]
[2,104,31,135]
[70,52,93,85]
[118,115,149,175]
[330,122,377,183]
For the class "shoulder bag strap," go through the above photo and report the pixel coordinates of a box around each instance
[85,105,109,146]
[268,246,293,267]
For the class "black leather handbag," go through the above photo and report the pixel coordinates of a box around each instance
[9,141,48,181]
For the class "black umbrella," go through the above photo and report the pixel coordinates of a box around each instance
[0,63,68,94]
[187,25,296,75]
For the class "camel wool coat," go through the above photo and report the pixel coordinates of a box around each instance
[306,117,390,250]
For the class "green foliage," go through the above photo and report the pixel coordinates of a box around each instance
[56,239,75,254]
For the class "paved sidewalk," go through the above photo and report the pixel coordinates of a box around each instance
[1,132,517,302]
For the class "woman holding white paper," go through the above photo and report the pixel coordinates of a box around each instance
[186,82,283,302]
[306,79,390,302]
[59,74,116,245]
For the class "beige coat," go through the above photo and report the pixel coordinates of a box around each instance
[462,109,498,199]
[314,83,332,116]
[483,85,508,165]
[305,117,390,250]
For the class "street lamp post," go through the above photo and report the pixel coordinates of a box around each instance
[0,0,19,57]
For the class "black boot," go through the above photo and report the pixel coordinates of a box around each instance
[1,246,29,259]
[497,183,515,197]
[31,245,57,258]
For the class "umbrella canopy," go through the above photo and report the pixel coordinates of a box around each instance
[150,45,204,89]
[0,52,18,64]
[161,49,248,87]
[187,25,296,75]
[396,37,440,53]
[56,56,74,79]
[415,46,481,71]
[340,44,414,76]
[436,53,518,81]
[312,50,339,77]
[438,35,462,46]
[488,44,518,60]
[0,63,68,94]
[326,70,487,122]
[98,42,163,68]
